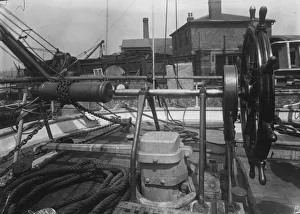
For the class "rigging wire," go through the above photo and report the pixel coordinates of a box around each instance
[15,0,26,12]
[0,4,57,50]
[0,20,62,80]
[0,11,55,55]
[21,38,65,80]
[75,0,136,59]
[0,45,23,64]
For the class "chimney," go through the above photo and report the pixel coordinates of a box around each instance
[208,0,222,20]
[143,18,149,39]
[187,12,194,22]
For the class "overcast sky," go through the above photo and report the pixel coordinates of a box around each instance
[0,0,299,71]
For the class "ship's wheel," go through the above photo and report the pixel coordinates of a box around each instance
[240,6,277,185]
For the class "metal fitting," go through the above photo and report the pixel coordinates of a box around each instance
[153,157,159,163]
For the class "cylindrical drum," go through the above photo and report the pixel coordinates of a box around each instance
[38,81,113,103]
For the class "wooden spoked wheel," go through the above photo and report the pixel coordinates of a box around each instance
[240,6,277,185]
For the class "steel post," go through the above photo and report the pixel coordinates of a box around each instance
[195,82,199,108]
[40,103,53,140]
[147,96,160,131]
[198,88,206,204]
[50,101,55,114]
[13,92,27,164]
[226,140,233,204]
[130,89,147,201]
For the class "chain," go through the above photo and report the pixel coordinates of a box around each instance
[57,123,117,144]
[73,102,126,126]
[78,124,122,144]
[0,106,62,178]
[56,77,128,127]
[57,78,73,105]
[0,78,130,179]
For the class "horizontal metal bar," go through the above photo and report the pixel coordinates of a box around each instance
[275,89,300,96]
[0,77,46,84]
[0,75,222,84]
[114,88,223,97]
[55,75,222,81]
[272,40,300,45]
[42,143,132,155]
[275,68,300,73]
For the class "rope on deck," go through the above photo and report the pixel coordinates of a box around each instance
[0,160,130,214]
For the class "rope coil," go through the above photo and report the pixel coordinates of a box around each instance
[0,160,130,214]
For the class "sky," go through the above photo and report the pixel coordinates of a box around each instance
[0,0,299,71]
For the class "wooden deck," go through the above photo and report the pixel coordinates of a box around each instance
[1,120,300,213]
[238,156,300,214]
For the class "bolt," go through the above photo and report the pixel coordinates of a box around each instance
[210,184,215,188]
[160,179,166,185]
[153,157,158,163]
[145,178,150,183]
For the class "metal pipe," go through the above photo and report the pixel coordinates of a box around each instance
[41,143,132,154]
[147,96,160,131]
[40,103,53,140]
[286,42,291,69]
[0,77,46,84]
[3,75,298,84]
[13,92,27,164]
[198,88,206,204]
[0,76,223,84]
[226,140,233,204]
[275,89,300,95]
[275,68,300,73]
[114,88,223,97]
[130,92,147,201]
[58,75,223,81]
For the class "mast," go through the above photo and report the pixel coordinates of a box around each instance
[175,0,179,89]
[105,0,108,55]
[164,0,168,56]
[152,0,155,89]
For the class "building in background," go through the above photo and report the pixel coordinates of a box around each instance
[170,0,275,76]
[120,18,172,56]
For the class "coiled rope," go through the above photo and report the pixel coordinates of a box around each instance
[0,160,130,214]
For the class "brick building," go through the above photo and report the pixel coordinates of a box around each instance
[170,0,275,75]
[121,18,172,56]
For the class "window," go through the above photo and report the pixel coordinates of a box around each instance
[227,55,237,65]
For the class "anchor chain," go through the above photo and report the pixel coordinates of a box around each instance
[73,102,126,126]
[52,123,122,146]
[0,79,130,180]
[56,77,128,126]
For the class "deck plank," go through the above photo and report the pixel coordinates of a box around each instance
[238,156,300,213]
